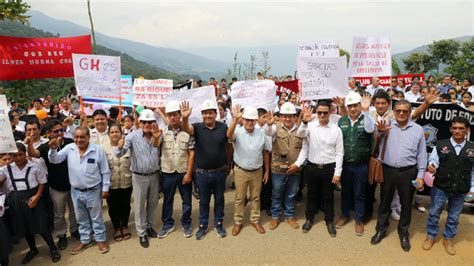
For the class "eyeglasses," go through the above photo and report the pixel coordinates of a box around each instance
[394,109,410,114]
[316,111,329,116]
[52,128,65,134]
[141,120,154,124]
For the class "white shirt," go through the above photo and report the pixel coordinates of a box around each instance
[295,121,344,176]
[90,127,110,147]
[366,85,385,96]
[0,160,47,191]
[405,91,421,103]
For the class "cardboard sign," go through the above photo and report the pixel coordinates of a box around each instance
[297,56,348,100]
[298,40,339,57]
[167,86,216,123]
[72,54,121,97]
[348,37,392,77]
[0,95,18,153]
[82,75,134,107]
[230,80,277,111]
[132,79,173,108]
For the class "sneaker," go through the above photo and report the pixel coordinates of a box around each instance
[443,239,456,255]
[157,225,175,239]
[414,202,426,213]
[335,217,349,229]
[183,226,193,238]
[215,223,227,238]
[57,235,67,250]
[195,225,208,240]
[422,237,435,250]
[390,211,400,221]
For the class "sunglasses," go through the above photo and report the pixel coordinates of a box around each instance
[394,109,410,114]
[141,121,154,124]
[52,128,65,134]
[316,111,329,116]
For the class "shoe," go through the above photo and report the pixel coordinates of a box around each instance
[326,223,337,237]
[390,211,401,221]
[146,228,158,238]
[287,218,299,229]
[422,237,435,250]
[443,239,456,255]
[98,242,110,254]
[195,225,208,240]
[21,249,38,264]
[215,223,227,238]
[355,221,364,236]
[269,219,279,230]
[157,225,175,239]
[335,217,349,229]
[50,249,61,263]
[251,223,266,234]
[71,230,80,240]
[232,224,242,236]
[139,236,149,248]
[302,220,313,233]
[70,242,94,255]
[370,231,386,245]
[57,235,67,250]
[400,236,411,252]
[414,202,426,213]
[183,226,193,238]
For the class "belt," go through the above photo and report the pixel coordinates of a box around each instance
[132,171,159,176]
[196,165,227,173]
[308,162,336,169]
[234,164,261,172]
[382,164,417,172]
[74,184,100,192]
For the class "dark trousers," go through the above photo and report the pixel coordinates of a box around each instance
[161,172,192,228]
[364,182,377,222]
[106,187,132,229]
[304,163,335,224]
[376,165,417,237]
[195,171,226,228]
[341,162,368,222]
[260,176,272,210]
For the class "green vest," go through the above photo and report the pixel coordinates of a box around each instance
[338,115,372,163]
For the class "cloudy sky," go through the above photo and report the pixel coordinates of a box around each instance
[30,0,473,53]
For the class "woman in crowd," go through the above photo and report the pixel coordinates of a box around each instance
[459,91,472,109]
[447,88,459,102]
[49,104,67,121]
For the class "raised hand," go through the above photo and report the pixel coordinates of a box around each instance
[424,89,440,105]
[118,136,125,149]
[361,94,372,112]
[332,96,345,107]
[180,101,192,119]
[49,138,59,149]
[266,111,276,126]
[24,134,31,145]
[376,120,392,133]
[302,105,314,123]
[151,123,162,139]
[232,104,243,119]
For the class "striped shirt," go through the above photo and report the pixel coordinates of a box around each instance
[114,128,161,174]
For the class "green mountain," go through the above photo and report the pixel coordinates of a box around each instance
[0,20,197,107]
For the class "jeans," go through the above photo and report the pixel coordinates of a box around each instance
[271,173,300,219]
[426,186,465,239]
[70,186,106,243]
[341,163,367,222]
[161,172,192,229]
[195,171,226,228]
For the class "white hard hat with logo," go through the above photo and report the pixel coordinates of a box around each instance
[242,106,258,120]
[165,100,180,113]
[139,109,156,121]
[201,100,218,111]
[345,91,362,106]
[279,102,297,115]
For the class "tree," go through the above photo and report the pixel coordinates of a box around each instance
[0,0,30,24]
[402,52,433,74]
[427,39,461,74]
[243,54,257,79]
[391,59,401,76]
[339,48,350,65]
[444,37,474,79]
[260,51,271,77]
[87,0,97,54]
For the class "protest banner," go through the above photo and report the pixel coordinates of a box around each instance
[298,40,339,57]
[132,79,173,108]
[297,56,348,100]
[0,95,18,153]
[354,73,425,87]
[230,80,277,111]
[275,80,299,96]
[72,54,121,97]
[82,75,134,107]
[0,35,91,80]
[348,37,391,77]
[167,86,216,123]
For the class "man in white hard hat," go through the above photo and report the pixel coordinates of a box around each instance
[115,108,162,248]
[157,101,195,239]
[335,92,374,236]
[265,102,305,230]
[227,105,271,236]
[181,100,231,240]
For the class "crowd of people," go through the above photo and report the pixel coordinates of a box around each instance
[0,73,473,265]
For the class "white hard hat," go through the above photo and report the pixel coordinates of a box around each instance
[201,99,218,111]
[279,102,297,115]
[345,91,362,106]
[242,106,258,120]
[139,109,155,121]
[165,100,180,113]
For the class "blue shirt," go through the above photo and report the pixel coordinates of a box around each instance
[437,84,454,94]
[380,120,427,179]
[49,143,111,192]
[232,126,271,170]
[429,138,474,192]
